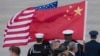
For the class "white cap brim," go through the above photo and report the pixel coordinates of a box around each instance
[35,33,44,38]
[62,30,74,34]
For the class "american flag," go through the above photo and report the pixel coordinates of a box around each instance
[3,1,57,47]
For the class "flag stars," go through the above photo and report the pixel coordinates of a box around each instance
[63,9,72,21]
[63,5,74,21]
[63,14,71,21]
[53,2,57,5]
[34,1,57,10]
[74,6,83,16]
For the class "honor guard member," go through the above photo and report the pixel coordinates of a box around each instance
[85,30,100,56]
[27,33,50,56]
[62,30,74,47]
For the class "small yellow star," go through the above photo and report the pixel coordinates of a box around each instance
[66,10,69,13]
[68,18,71,20]
[69,6,72,8]
[63,14,67,17]
[74,6,83,16]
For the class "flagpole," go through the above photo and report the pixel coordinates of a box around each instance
[83,0,88,52]
[83,0,88,41]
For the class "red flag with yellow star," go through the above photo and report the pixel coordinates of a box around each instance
[29,1,86,40]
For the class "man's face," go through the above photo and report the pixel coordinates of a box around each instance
[9,50,16,56]
[74,47,78,53]
[64,35,72,41]
[36,38,43,43]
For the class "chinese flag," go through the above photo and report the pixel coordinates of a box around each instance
[29,1,86,41]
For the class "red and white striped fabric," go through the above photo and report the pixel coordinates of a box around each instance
[3,1,57,47]
[3,7,35,47]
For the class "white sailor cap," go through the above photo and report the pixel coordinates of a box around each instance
[35,33,44,38]
[62,30,74,34]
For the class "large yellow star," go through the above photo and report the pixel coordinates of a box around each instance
[74,6,83,16]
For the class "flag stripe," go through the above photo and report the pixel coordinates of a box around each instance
[19,14,34,19]
[4,37,29,41]
[23,10,35,14]
[7,26,29,32]
[5,32,29,38]
[4,38,29,44]
[3,43,27,47]
[6,30,29,35]
[10,12,22,24]
[7,24,30,29]
[7,20,32,26]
